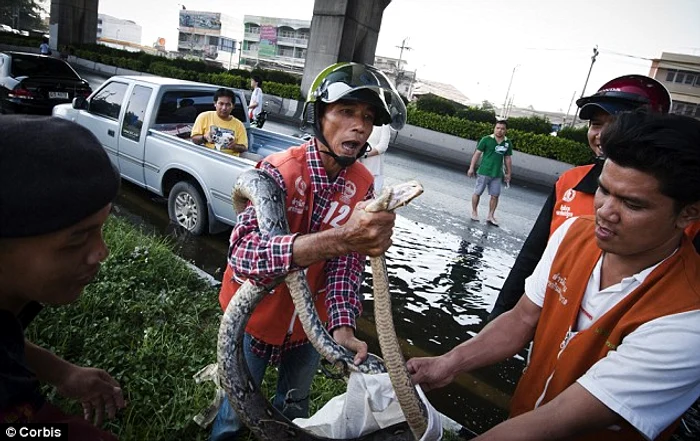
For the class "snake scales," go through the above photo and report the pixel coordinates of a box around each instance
[217,168,428,440]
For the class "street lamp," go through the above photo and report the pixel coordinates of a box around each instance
[501,64,519,120]
[570,46,599,127]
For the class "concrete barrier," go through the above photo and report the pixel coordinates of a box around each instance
[266,101,572,188]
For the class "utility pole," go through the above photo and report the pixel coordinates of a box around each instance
[563,90,577,127]
[571,45,599,127]
[501,65,519,120]
[396,37,412,78]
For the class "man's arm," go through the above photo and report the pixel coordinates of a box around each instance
[228,165,394,281]
[467,149,483,177]
[408,295,541,391]
[489,187,556,320]
[24,340,125,424]
[475,383,620,441]
[228,120,248,153]
[291,202,395,267]
[190,114,210,146]
[504,155,513,184]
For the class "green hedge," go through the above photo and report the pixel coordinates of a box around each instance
[415,94,553,135]
[407,108,592,165]
[68,46,305,100]
[2,37,589,164]
[558,126,588,145]
[0,33,43,48]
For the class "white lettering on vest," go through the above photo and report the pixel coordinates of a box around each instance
[323,200,352,228]
[547,272,569,305]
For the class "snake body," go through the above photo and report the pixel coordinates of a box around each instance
[217,169,428,440]
[366,186,428,440]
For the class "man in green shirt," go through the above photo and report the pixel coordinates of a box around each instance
[467,120,513,226]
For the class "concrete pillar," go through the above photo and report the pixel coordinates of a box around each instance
[301,0,392,97]
[49,0,99,52]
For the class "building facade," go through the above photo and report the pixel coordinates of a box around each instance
[649,52,700,120]
[241,15,310,72]
[177,10,243,69]
[373,55,416,98]
[97,14,141,45]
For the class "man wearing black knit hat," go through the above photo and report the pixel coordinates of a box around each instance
[0,116,124,440]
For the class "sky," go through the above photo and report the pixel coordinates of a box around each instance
[91,0,700,113]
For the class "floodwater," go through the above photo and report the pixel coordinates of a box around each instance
[360,216,524,433]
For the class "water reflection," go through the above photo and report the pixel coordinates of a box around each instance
[360,216,524,433]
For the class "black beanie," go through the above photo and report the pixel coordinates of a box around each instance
[0,115,120,238]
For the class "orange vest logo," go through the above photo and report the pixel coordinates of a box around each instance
[295,176,307,195]
[562,188,576,202]
[341,180,357,204]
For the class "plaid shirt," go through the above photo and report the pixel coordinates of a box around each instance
[227,140,373,362]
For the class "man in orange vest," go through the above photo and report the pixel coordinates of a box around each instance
[490,75,676,320]
[407,111,700,441]
[210,63,407,440]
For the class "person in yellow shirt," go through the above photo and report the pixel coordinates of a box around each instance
[191,88,248,156]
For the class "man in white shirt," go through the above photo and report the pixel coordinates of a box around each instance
[248,75,263,121]
[407,111,700,441]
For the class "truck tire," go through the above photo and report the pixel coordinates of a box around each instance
[168,181,208,235]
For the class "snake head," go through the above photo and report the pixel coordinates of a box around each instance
[370,180,424,212]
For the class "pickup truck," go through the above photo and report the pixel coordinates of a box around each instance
[52,75,302,235]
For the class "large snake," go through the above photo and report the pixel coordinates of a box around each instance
[217,169,428,440]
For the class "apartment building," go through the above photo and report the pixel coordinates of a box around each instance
[649,52,700,119]
[241,15,310,72]
[177,9,243,68]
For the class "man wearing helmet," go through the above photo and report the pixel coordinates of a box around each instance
[210,62,407,440]
[488,74,696,320]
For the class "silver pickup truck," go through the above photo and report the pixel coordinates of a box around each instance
[52,75,301,235]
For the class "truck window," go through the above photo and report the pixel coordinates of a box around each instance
[121,85,153,142]
[89,81,128,120]
[156,90,246,125]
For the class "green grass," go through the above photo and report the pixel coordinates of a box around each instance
[26,216,463,440]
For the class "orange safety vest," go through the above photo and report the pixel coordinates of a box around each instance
[510,216,700,441]
[218,144,372,345]
[550,165,596,236]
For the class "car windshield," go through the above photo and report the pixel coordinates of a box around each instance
[11,54,80,79]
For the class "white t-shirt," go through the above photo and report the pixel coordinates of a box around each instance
[359,124,391,193]
[250,87,263,118]
[524,217,700,440]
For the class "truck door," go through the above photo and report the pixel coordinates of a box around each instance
[77,81,129,169]
[118,85,153,186]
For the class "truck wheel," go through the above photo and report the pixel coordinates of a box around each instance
[168,181,208,235]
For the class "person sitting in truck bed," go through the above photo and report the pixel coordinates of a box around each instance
[190,88,248,156]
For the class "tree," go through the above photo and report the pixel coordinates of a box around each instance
[0,0,47,32]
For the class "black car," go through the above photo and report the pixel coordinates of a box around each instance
[0,51,92,114]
